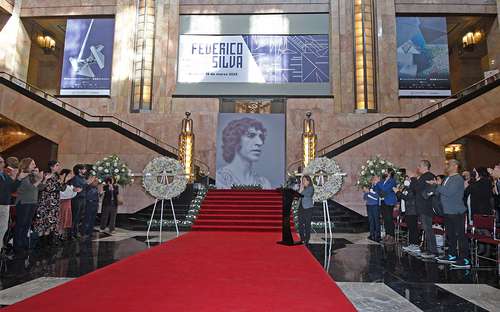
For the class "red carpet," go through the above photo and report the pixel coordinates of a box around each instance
[5,231,355,311]
[192,190,285,232]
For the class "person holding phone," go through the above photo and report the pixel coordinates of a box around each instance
[14,158,46,252]
[100,176,119,234]
[374,168,397,244]
[69,164,88,239]
[364,176,381,242]
[82,176,100,240]
[298,175,315,246]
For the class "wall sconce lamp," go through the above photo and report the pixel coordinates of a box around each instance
[302,111,317,168]
[178,112,195,183]
[444,143,462,159]
[36,33,56,54]
[462,29,485,49]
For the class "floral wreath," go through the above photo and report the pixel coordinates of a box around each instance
[142,157,187,200]
[303,157,345,202]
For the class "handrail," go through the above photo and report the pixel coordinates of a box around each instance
[317,73,499,156]
[287,72,500,172]
[0,71,211,176]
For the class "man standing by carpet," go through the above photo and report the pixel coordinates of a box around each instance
[412,160,438,259]
[431,159,470,268]
[0,156,17,252]
[69,164,87,239]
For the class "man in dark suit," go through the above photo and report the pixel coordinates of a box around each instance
[0,156,17,252]
[69,164,88,239]
[412,160,438,259]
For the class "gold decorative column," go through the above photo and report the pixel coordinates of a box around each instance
[302,112,317,168]
[131,0,156,112]
[354,0,377,112]
[178,112,195,182]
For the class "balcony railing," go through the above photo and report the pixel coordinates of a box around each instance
[287,72,500,174]
[0,71,210,177]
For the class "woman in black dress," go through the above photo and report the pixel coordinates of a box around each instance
[33,160,63,245]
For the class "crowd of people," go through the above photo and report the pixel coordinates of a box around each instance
[0,156,120,255]
[363,160,500,269]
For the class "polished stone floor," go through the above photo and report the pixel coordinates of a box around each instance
[0,229,498,311]
[306,232,500,312]
[0,228,181,307]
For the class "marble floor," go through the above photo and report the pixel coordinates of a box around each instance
[0,229,498,311]
[307,232,500,312]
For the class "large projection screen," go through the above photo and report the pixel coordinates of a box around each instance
[396,16,451,97]
[176,14,331,96]
[60,18,115,96]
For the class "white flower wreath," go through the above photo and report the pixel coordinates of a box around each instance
[303,157,345,202]
[142,157,187,200]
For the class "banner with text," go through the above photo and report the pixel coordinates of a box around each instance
[178,35,329,83]
[60,18,115,96]
[396,16,451,97]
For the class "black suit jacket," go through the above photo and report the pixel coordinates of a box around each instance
[0,173,17,205]
[412,171,436,216]
[102,184,119,207]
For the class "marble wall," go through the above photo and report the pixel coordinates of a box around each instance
[0,0,30,79]
[0,0,13,13]
[0,84,158,213]
[0,0,499,215]
[395,0,497,14]
[334,85,500,214]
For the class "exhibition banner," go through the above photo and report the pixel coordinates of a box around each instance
[178,35,329,83]
[216,113,285,189]
[60,18,115,95]
[396,17,451,97]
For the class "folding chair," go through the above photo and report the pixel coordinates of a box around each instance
[471,214,499,273]
[394,209,404,242]
[432,216,445,233]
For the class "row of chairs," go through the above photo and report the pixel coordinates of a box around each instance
[394,210,499,273]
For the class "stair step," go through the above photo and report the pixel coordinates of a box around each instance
[204,196,282,201]
[208,190,281,194]
[191,225,282,232]
[202,203,281,208]
[197,214,285,220]
[203,201,282,205]
[194,219,282,227]
[198,209,282,215]
[205,193,282,197]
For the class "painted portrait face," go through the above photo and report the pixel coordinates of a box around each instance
[237,127,265,162]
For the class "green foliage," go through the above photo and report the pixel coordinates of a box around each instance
[355,155,403,189]
[91,154,132,186]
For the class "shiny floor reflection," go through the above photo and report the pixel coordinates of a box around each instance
[1,230,499,311]
[0,231,157,292]
[307,233,500,312]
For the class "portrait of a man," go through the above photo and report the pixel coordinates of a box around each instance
[216,113,285,189]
